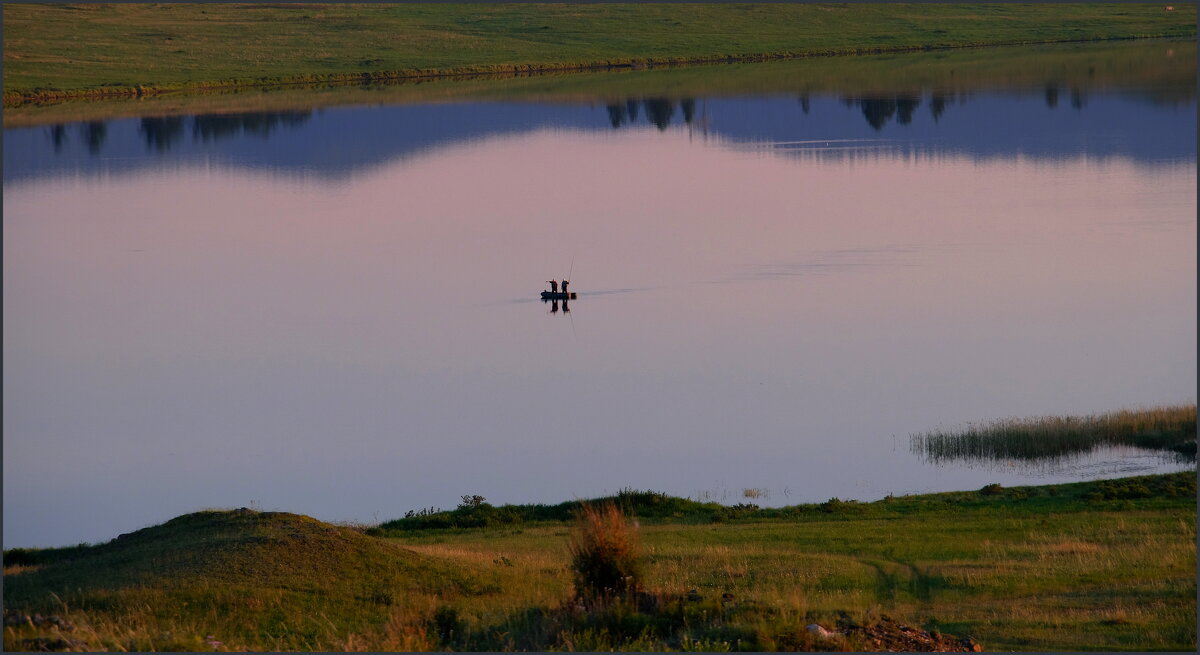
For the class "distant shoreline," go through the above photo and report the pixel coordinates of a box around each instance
[0,36,1178,106]
[5,467,1193,551]
[4,37,1194,129]
[5,3,1195,106]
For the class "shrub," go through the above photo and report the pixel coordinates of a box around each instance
[1162,476,1196,497]
[1091,480,1154,501]
[378,499,522,531]
[3,548,37,567]
[431,606,463,645]
[569,503,643,602]
[979,483,1004,496]
[459,494,487,509]
[820,497,860,513]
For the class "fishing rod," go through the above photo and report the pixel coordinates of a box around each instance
[566,255,577,339]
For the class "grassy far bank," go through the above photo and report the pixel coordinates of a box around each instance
[3,3,1196,103]
[4,36,1194,128]
[4,473,1195,652]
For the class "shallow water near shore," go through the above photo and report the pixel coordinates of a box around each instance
[4,41,1195,548]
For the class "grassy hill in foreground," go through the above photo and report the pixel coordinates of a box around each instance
[4,473,1195,651]
[3,3,1196,102]
[3,510,473,651]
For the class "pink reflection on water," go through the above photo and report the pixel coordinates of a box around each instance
[4,128,1195,547]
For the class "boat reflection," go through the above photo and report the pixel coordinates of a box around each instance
[544,298,570,314]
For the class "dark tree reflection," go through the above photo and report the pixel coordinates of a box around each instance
[895,96,921,125]
[1045,84,1060,108]
[81,121,107,155]
[603,97,699,130]
[680,98,696,124]
[844,95,928,130]
[1070,89,1086,110]
[47,125,68,153]
[192,111,311,142]
[606,103,627,128]
[930,93,949,122]
[799,94,811,114]
[140,117,186,152]
[856,97,898,130]
[136,112,312,152]
[643,98,674,130]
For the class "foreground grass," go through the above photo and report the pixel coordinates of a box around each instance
[912,404,1197,464]
[3,3,1195,102]
[4,473,1195,651]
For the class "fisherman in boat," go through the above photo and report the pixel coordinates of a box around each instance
[547,279,559,293]
[561,279,570,294]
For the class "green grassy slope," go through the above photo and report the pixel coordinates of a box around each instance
[373,471,1198,532]
[3,3,1195,102]
[3,510,482,650]
[4,473,1195,651]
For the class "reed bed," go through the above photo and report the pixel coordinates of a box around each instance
[911,404,1197,464]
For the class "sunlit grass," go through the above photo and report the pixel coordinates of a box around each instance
[384,493,1195,651]
[911,404,1197,464]
[8,474,1191,651]
[3,3,1195,101]
[5,38,1194,129]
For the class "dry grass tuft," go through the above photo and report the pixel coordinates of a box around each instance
[568,502,643,603]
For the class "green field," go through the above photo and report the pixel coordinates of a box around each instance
[5,473,1195,652]
[3,3,1195,103]
[5,36,1194,129]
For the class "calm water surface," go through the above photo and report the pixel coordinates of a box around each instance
[5,45,1195,547]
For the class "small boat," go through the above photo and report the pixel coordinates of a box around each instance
[540,291,577,300]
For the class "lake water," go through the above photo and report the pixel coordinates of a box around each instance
[4,42,1195,548]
